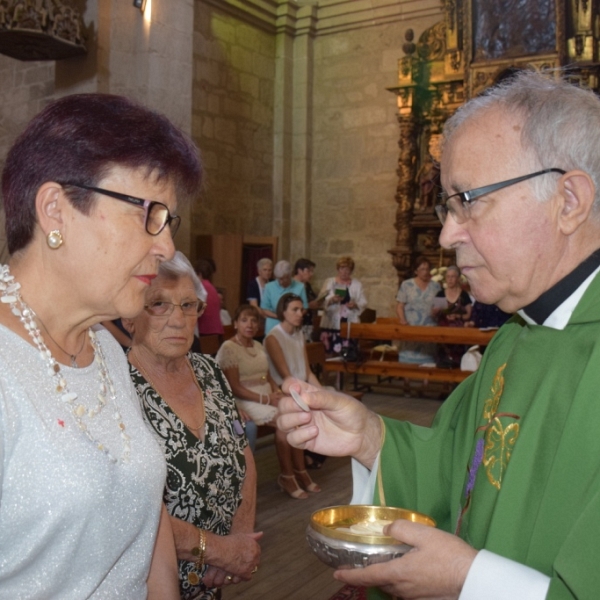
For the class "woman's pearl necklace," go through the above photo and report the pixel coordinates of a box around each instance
[0,265,130,463]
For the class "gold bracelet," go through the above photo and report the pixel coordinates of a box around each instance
[191,528,206,570]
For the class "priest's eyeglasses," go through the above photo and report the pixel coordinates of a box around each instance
[62,183,181,237]
[145,300,206,317]
[435,168,566,225]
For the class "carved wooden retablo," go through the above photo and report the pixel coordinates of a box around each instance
[388,0,600,284]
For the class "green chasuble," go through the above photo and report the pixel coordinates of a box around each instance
[371,273,600,600]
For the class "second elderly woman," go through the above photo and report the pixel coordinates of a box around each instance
[123,252,261,600]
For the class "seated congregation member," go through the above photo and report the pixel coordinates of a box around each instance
[260,260,308,335]
[319,256,367,355]
[465,300,511,329]
[217,304,313,499]
[395,255,441,363]
[293,257,318,341]
[265,293,322,496]
[0,93,202,598]
[278,71,600,600]
[124,252,261,600]
[433,265,473,367]
[216,287,232,326]
[246,257,273,308]
[433,265,472,326]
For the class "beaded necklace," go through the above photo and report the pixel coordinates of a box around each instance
[0,265,130,463]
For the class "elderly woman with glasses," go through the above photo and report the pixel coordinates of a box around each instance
[123,252,261,600]
[0,94,200,598]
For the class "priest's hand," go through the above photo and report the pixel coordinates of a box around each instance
[276,378,382,469]
[333,521,478,600]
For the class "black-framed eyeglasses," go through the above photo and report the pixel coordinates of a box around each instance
[144,299,206,317]
[435,168,566,225]
[62,183,181,237]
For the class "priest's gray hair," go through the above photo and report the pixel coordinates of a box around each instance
[158,251,204,298]
[442,69,600,209]
[274,260,292,279]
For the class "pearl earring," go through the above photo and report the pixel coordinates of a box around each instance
[47,230,63,249]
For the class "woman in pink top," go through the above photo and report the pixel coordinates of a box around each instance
[195,258,224,336]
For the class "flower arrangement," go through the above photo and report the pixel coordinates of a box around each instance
[430,266,447,283]
[430,266,468,289]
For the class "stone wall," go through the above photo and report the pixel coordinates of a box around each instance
[0,0,443,317]
[0,0,195,258]
[192,2,276,239]
[191,0,442,317]
[305,4,442,316]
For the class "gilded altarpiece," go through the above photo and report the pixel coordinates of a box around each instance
[388,0,600,283]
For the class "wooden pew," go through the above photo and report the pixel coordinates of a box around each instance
[340,321,496,345]
[324,321,497,389]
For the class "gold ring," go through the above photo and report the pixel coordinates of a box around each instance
[251,566,258,574]
[226,575,233,582]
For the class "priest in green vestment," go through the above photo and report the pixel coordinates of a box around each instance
[278,70,600,600]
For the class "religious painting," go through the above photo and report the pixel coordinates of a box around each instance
[472,0,557,61]
[416,231,440,253]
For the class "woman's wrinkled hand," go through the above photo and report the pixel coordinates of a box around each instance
[334,521,478,600]
[202,565,240,588]
[276,378,382,469]
[206,531,262,581]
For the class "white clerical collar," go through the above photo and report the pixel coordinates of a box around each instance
[518,266,600,330]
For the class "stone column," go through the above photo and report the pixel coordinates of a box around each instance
[272,5,296,260]
[96,0,195,256]
[289,5,316,261]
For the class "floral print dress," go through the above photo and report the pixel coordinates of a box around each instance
[129,353,247,600]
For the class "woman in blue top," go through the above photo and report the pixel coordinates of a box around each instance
[395,256,441,363]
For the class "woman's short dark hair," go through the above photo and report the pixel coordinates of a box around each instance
[294,258,315,273]
[233,304,260,322]
[2,93,202,254]
[413,255,430,271]
[195,258,215,280]
[276,293,303,322]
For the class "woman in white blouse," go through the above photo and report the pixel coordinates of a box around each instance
[319,256,368,355]
[265,293,323,496]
